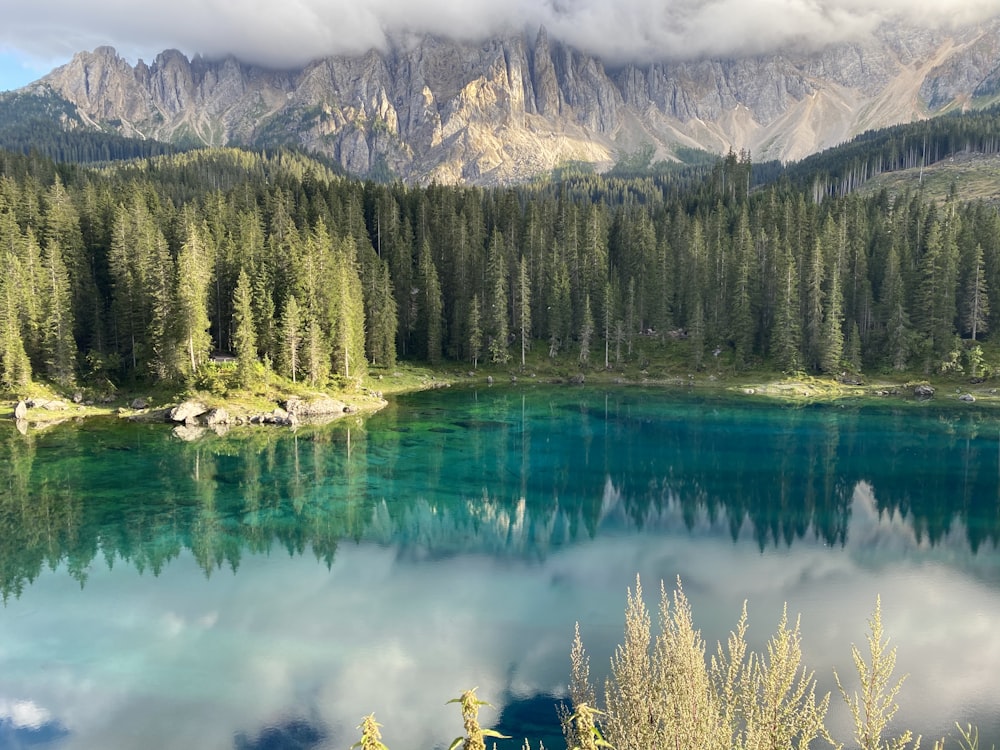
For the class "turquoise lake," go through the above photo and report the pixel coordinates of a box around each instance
[1,385,999,749]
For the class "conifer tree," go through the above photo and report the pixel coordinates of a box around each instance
[332,236,367,379]
[15,227,43,364]
[820,268,845,374]
[547,257,571,358]
[232,268,257,388]
[771,239,802,372]
[579,293,594,367]
[40,238,77,386]
[467,294,483,369]
[175,217,213,378]
[365,259,398,369]
[485,231,509,364]
[278,294,303,383]
[0,255,31,389]
[880,244,910,371]
[44,176,97,349]
[304,315,330,387]
[416,239,443,364]
[962,243,989,341]
[731,206,754,368]
[804,236,826,371]
[517,256,531,368]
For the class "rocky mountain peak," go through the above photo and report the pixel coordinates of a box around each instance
[28,19,1000,183]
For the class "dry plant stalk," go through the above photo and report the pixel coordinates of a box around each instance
[569,576,856,750]
[448,687,510,750]
[835,596,920,750]
[352,713,388,750]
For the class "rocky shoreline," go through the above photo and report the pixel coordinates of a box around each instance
[6,374,998,438]
[9,392,387,439]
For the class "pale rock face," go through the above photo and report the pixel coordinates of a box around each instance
[29,19,1000,184]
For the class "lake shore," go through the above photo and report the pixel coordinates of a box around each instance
[5,364,999,430]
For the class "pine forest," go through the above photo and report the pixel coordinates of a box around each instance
[2,127,1000,394]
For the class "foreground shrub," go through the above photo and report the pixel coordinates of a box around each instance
[357,577,984,750]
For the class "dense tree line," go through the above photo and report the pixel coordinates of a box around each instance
[1,143,999,391]
[781,104,1000,199]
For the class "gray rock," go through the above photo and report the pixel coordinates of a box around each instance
[204,407,230,427]
[260,407,294,426]
[168,400,209,423]
[284,397,347,420]
[960,393,976,402]
[13,400,28,419]
[914,385,935,399]
[130,397,148,410]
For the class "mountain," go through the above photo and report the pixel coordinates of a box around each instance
[11,20,1000,183]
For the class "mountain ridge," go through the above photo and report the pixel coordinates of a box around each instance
[12,21,1000,184]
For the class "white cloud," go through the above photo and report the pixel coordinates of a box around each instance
[0,699,52,729]
[1,0,1000,73]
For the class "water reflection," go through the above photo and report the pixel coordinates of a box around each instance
[0,387,999,749]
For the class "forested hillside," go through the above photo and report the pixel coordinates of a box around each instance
[780,104,1000,199]
[1,141,999,394]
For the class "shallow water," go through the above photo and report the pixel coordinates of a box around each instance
[1,385,999,749]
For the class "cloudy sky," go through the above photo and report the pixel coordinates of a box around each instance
[2,0,1000,91]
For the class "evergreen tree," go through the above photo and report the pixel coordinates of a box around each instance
[332,235,367,379]
[962,243,990,341]
[303,315,330,387]
[804,236,825,371]
[44,176,98,350]
[416,239,443,364]
[467,294,483,369]
[771,239,802,372]
[40,238,77,385]
[232,268,257,388]
[278,294,302,383]
[880,244,910,371]
[731,205,754,368]
[485,231,509,364]
[0,254,31,389]
[174,217,213,378]
[915,218,957,366]
[548,257,571,358]
[517,256,531,368]
[579,293,594,367]
[365,259,398,369]
[820,267,844,374]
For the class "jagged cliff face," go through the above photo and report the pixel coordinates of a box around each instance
[27,21,1000,184]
